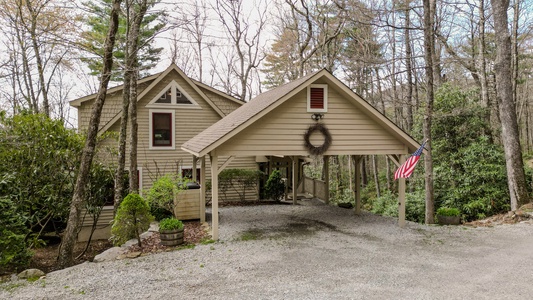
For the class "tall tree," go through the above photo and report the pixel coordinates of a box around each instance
[58,0,122,269]
[113,0,153,210]
[0,0,79,117]
[490,0,529,210]
[80,0,165,81]
[422,0,436,224]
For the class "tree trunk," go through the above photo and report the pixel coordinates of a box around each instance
[127,0,149,193]
[404,1,414,132]
[57,0,122,269]
[423,0,435,224]
[490,0,529,210]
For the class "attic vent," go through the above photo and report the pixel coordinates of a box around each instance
[307,84,328,113]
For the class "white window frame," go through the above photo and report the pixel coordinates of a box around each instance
[149,109,175,150]
[146,80,201,109]
[307,84,328,113]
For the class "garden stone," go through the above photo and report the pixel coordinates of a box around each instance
[93,247,125,263]
[17,268,45,279]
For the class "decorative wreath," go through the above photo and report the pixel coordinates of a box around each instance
[303,123,332,155]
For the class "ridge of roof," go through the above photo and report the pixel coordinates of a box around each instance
[181,70,324,156]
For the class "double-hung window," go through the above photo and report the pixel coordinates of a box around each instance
[149,110,175,149]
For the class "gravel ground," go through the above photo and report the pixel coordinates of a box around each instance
[2,198,533,300]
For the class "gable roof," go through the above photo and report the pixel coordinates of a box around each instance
[69,64,243,134]
[182,69,421,157]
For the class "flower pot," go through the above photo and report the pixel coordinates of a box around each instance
[159,228,184,246]
[437,215,461,225]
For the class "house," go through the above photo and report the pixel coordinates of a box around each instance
[181,69,422,240]
[70,64,259,241]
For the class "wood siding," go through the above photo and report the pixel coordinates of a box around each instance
[76,80,154,132]
[216,87,407,156]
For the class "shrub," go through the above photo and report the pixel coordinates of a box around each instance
[159,218,183,231]
[145,174,186,219]
[0,197,32,270]
[0,113,83,243]
[264,170,285,201]
[405,191,426,223]
[436,207,461,217]
[111,193,153,247]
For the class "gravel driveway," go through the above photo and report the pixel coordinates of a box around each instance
[2,198,533,299]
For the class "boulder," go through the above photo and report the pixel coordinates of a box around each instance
[93,247,125,263]
[17,268,45,279]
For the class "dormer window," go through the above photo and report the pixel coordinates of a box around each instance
[147,80,201,109]
[307,84,328,113]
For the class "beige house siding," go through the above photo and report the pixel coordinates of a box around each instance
[215,87,406,156]
[76,80,154,132]
[199,87,242,115]
[78,69,260,204]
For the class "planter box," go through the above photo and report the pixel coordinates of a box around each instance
[173,189,201,220]
[437,215,461,225]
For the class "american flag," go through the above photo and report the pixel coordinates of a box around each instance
[394,140,427,180]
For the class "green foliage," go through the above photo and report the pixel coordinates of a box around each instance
[219,169,264,202]
[405,191,426,223]
[368,190,426,223]
[436,207,461,217]
[111,193,153,246]
[0,113,83,244]
[80,0,165,80]
[264,170,285,201]
[145,174,186,219]
[0,197,33,270]
[430,85,510,221]
[370,191,398,218]
[159,217,183,231]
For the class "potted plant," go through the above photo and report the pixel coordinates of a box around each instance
[158,217,184,246]
[436,207,461,225]
[145,174,187,246]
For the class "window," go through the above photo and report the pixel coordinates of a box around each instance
[149,110,175,149]
[147,80,201,109]
[156,88,172,104]
[307,84,328,113]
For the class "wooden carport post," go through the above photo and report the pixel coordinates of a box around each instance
[199,156,206,222]
[292,156,297,205]
[323,155,330,203]
[398,154,407,228]
[353,155,362,214]
[210,153,219,240]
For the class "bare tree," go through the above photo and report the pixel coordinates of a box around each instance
[490,0,529,210]
[58,0,122,269]
[213,0,267,101]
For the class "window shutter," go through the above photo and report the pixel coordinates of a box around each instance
[310,87,324,109]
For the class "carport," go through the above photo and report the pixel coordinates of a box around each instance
[182,69,422,240]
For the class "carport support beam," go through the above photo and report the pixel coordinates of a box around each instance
[200,156,206,223]
[398,155,406,228]
[292,156,297,205]
[354,156,362,214]
[324,155,329,203]
[210,154,219,240]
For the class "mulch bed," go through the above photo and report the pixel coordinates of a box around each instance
[1,222,208,278]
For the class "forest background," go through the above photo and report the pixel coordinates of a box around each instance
[1,0,532,269]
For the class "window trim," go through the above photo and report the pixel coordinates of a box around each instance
[149,109,175,150]
[146,80,201,109]
[307,84,328,113]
